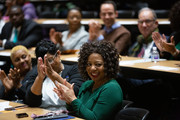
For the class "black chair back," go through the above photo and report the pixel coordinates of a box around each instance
[115,107,149,120]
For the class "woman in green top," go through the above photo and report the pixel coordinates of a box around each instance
[53,41,123,120]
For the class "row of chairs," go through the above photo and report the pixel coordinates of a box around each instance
[38,9,169,18]
[115,100,149,120]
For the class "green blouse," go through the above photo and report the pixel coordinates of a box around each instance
[70,79,123,120]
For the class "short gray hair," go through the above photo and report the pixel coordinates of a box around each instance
[138,7,157,20]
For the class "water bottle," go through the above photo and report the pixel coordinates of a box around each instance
[151,47,159,63]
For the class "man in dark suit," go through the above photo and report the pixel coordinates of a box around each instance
[0,5,42,49]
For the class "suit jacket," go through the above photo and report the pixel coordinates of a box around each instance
[0,19,42,49]
[101,26,131,55]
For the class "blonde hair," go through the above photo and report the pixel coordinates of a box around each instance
[10,45,29,60]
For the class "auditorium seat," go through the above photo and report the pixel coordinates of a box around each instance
[82,11,98,18]
[154,10,169,18]
[117,10,135,18]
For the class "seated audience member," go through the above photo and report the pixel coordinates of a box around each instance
[2,0,15,21]
[25,40,84,111]
[121,8,170,119]
[0,45,32,102]
[53,41,123,120]
[49,7,89,54]
[0,5,42,49]
[16,0,38,20]
[152,1,180,60]
[128,7,159,58]
[88,1,131,55]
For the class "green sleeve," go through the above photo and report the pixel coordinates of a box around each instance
[71,82,123,120]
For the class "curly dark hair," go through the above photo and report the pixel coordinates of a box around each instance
[78,40,120,80]
[35,39,58,60]
[169,0,180,32]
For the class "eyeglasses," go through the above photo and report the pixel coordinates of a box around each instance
[138,19,155,24]
[47,51,58,64]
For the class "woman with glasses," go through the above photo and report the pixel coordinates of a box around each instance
[25,40,84,111]
[0,45,32,102]
[50,41,123,120]
[49,7,89,54]
[128,7,159,58]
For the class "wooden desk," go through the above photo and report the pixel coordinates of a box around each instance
[35,18,170,25]
[1,49,179,78]
[0,99,83,120]
[119,56,180,79]
[60,54,180,78]
[0,99,50,120]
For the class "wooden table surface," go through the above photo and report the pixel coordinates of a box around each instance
[0,99,84,120]
[34,18,170,25]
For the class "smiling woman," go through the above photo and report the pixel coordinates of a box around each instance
[53,40,123,120]
[49,7,89,53]
[0,45,32,102]
[10,45,32,77]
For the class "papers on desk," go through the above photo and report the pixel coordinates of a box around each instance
[43,20,66,24]
[119,59,166,66]
[0,101,11,111]
[148,66,179,71]
[120,59,151,65]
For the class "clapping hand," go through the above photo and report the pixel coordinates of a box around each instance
[53,81,76,104]
[88,20,102,41]
[37,57,46,81]
[44,54,65,84]
[0,68,20,93]
[152,32,177,55]
[49,28,63,46]
[152,32,165,52]
[44,54,54,79]
[8,68,21,89]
